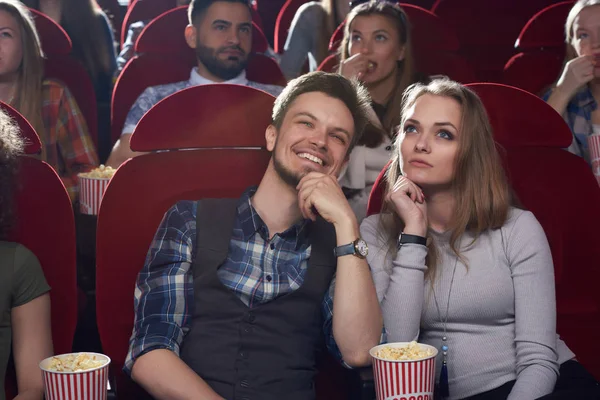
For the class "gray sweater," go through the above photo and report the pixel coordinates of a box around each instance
[360,208,575,400]
[280,2,326,79]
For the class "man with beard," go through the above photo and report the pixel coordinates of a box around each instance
[125,72,383,400]
[106,0,283,168]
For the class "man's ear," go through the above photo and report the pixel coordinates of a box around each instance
[265,125,277,152]
[184,24,197,49]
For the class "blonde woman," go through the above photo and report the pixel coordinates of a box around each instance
[337,1,419,222]
[279,0,350,80]
[361,79,599,399]
[544,0,600,164]
[0,0,97,201]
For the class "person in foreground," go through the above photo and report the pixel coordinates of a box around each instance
[126,71,383,400]
[0,109,53,400]
[361,79,600,400]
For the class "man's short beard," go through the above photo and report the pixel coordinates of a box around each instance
[271,136,311,188]
[195,42,248,81]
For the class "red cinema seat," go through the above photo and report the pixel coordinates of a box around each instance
[318,54,338,73]
[120,0,177,45]
[96,149,271,398]
[30,9,98,151]
[503,1,573,95]
[431,0,562,81]
[274,0,310,54]
[2,102,77,398]
[255,0,292,47]
[129,84,276,151]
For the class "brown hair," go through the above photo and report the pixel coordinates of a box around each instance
[380,79,511,283]
[564,0,600,61]
[271,71,372,153]
[188,0,250,24]
[22,0,115,83]
[339,1,415,146]
[0,0,45,153]
[0,108,24,239]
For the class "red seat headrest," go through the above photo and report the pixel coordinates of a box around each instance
[466,83,572,148]
[29,8,72,55]
[515,1,574,50]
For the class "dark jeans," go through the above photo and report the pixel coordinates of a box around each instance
[458,361,600,400]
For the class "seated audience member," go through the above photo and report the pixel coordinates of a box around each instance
[279,0,349,80]
[0,0,97,201]
[338,1,419,222]
[0,109,53,400]
[126,72,382,399]
[22,0,117,107]
[116,0,192,73]
[544,0,600,164]
[361,79,600,400]
[106,0,284,168]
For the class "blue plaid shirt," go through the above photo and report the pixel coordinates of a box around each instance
[124,187,341,375]
[543,86,597,163]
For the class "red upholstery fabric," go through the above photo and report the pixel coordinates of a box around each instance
[515,1,574,50]
[317,53,338,73]
[135,7,269,55]
[366,161,390,217]
[0,102,41,155]
[44,57,99,150]
[503,50,564,95]
[112,52,283,145]
[274,0,309,53]
[120,0,177,45]
[111,53,192,145]
[431,0,562,81]
[95,149,271,398]
[7,157,78,356]
[29,8,71,56]
[255,0,291,47]
[130,84,275,152]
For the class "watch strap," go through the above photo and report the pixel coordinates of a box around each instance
[333,242,355,257]
[398,233,427,246]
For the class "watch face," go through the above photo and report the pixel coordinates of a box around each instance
[355,239,368,257]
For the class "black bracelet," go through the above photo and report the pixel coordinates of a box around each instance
[398,233,427,247]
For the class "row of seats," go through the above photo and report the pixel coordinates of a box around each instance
[8,79,599,397]
[30,0,574,161]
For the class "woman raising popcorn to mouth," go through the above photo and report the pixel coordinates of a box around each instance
[360,78,600,400]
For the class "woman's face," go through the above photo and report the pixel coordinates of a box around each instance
[571,5,600,76]
[347,14,405,85]
[0,10,22,80]
[400,94,461,189]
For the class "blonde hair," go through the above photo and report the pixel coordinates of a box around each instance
[0,0,45,153]
[318,0,340,64]
[339,1,415,146]
[564,0,600,61]
[380,79,511,283]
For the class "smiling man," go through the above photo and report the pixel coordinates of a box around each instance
[125,72,383,400]
[107,0,283,168]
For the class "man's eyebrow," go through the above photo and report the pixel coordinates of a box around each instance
[293,112,351,139]
[212,19,232,26]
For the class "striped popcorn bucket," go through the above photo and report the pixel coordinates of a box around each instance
[40,353,111,400]
[370,343,438,400]
[589,134,600,187]
[78,176,110,215]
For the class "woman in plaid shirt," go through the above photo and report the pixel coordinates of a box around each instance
[0,0,97,202]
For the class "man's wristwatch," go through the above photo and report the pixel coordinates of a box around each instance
[333,238,368,259]
[398,232,427,247]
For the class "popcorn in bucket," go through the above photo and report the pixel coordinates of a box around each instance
[370,342,438,400]
[78,165,116,215]
[40,352,111,400]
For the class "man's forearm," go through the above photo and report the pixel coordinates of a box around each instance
[131,349,224,400]
[332,220,383,367]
